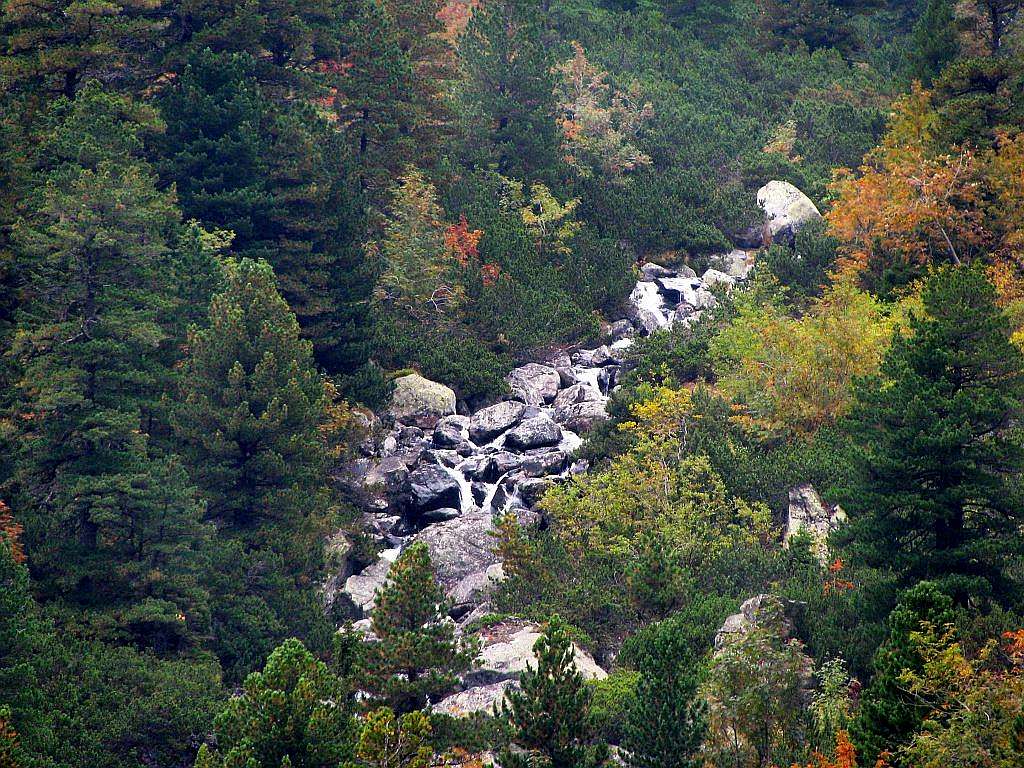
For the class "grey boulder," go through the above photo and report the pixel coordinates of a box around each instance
[388,373,456,429]
[505,415,562,451]
[408,463,462,513]
[507,364,562,406]
[469,401,527,444]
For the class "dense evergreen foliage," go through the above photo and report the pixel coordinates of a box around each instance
[2,2,1024,768]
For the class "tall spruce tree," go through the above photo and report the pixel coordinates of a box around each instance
[0,0,169,102]
[358,542,476,713]
[840,264,1024,601]
[159,48,379,387]
[385,0,457,168]
[623,619,707,768]
[460,0,561,181]
[0,534,52,766]
[157,49,270,252]
[499,616,607,768]
[162,0,346,97]
[5,86,212,636]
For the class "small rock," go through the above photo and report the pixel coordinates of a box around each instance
[480,452,524,482]
[640,262,676,280]
[420,507,461,525]
[590,345,620,367]
[433,415,469,447]
[553,383,603,412]
[607,319,633,342]
[676,264,698,279]
[710,249,754,280]
[518,476,554,507]
[597,367,618,395]
[701,268,736,291]
[554,400,608,434]
[471,481,490,506]
[521,450,567,477]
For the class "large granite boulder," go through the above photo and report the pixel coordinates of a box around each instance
[553,383,603,411]
[433,415,469,447]
[756,180,822,245]
[505,415,562,451]
[554,400,609,433]
[433,681,514,717]
[470,401,528,444]
[407,463,463,513]
[639,262,676,281]
[507,364,562,406]
[701,268,737,291]
[784,484,846,564]
[710,249,754,280]
[627,282,670,335]
[343,548,400,614]
[413,509,499,591]
[465,621,608,687]
[389,373,456,429]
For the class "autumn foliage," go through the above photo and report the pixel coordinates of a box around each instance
[828,85,1024,307]
[0,501,25,564]
[792,730,858,768]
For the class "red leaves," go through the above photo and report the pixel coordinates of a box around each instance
[824,558,855,595]
[444,215,501,286]
[444,215,483,266]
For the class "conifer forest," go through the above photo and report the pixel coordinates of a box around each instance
[3,2,1024,767]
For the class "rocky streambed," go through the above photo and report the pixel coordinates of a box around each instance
[327,180,826,715]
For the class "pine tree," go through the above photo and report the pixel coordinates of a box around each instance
[623,619,707,768]
[840,264,1024,600]
[851,582,955,765]
[158,49,379,388]
[172,257,334,547]
[5,85,212,631]
[0,0,169,102]
[499,616,607,768]
[911,0,960,84]
[0,537,52,765]
[358,542,476,714]
[157,49,270,252]
[351,708,435,768]
[196,638,356,768]
[970,0,1023,55]
[339,0,419,193]
[460,0,561,181]
[162,0,346,98]
[384,0,457,167]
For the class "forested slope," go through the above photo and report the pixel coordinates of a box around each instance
[2,2,1024,768]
